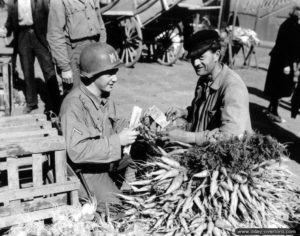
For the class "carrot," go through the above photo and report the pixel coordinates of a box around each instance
[193,170,210,178]
[207,218,215,236]
[229,184,239,216]
[219,186,229,202]
[152,216,165,230]
[240,184,253,204]
[157,146,168,156]
[193,196,206,215]
[145,195,156,203]
[194,223,207,236]
[164,173,184,195]
[227,177,234,190]
[131,185,151,192]
[129,179,152,186]
[161,156,181,169]
[181,196,193,214]
[238,203,250,220]
[143,202,157,209]
[166,214,175,229]
[220,167,228,177]
[156,162,172,170]
[210,170,219,197]
[214,219,233,231]
[159,169,180,181]
[231,174,247,184]
[237,189,246,205]
[124,208,137,216]
[220,181,233,192]
[115,193,136,202]
[179,215,189,233]
[175,198,185,215]
[213,226,222,236]
[167,149,187,156]
[149,169,167,176]
[182,180,192,198]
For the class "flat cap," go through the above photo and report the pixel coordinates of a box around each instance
[185,29,220,58]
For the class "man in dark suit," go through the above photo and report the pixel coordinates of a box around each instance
[0,0,61,114]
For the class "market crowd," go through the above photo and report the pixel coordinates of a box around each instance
[0,0,299,209]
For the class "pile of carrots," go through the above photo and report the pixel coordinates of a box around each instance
[113,134,300,235]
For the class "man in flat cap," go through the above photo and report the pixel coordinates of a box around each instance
[164,29,252,144]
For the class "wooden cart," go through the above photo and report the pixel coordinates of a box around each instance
[101,0,184,67]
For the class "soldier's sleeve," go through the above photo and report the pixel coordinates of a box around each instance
[47,0,72,72]
[60,99,122,164]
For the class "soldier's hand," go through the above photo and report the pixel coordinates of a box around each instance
[61,70,73,84]
[119,128,139,146]
[165,107,187,121]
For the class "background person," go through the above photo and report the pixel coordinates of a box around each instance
[263,2,300,123]
[0,0,61,114]
[60,43,138,210]
[164,30,252,145]
[47,0,107,94]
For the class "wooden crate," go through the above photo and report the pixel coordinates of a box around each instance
[0,114,80,228]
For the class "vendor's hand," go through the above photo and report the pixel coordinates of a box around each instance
[0,27,7,38]
[61,70,73,84]
[165,107,187,121]
[119,128,139,146]
[283,66,291,75]
[160,129,195,144]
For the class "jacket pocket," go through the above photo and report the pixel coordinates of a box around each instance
[64,0,86,16]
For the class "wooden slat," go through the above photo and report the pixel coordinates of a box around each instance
[6,158,21,214]
[0,113,46,125]
[0,205,74,228]
[7,158,19,189]
[0,128,58,142]
[55,150,67,183]
[32,154,45,187]
[0,136,65,158]
[0,176,80,202]
[0,123,52,133]
[0,156,32,171]
[0,120,51,130]
[0,194,67,217]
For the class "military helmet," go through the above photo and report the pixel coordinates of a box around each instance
[80,42,123,79]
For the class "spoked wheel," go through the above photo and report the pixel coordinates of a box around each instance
[155,23,183,66]
[119,17,143,67]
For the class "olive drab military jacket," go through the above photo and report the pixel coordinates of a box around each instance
[60,83,125,164]
[47,0,107,73]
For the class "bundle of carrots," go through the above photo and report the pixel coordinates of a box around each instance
[113,133,300,235]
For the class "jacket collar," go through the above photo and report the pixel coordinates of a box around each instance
[79,82,109,110]
[208,63,227,91]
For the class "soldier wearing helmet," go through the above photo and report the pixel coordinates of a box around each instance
[60,42,139,210]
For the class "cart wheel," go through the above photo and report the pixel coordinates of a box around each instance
[155,24,183,66]
[119,17,143,67]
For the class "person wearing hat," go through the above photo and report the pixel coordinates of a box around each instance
[59,42,139,210]
[164,29,252,144]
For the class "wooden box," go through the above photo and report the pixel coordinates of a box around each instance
[0,114,80,228]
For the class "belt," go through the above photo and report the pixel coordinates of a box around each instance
[19,25,34,31]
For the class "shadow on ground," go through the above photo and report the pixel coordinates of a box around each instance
[250,102,300,163]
